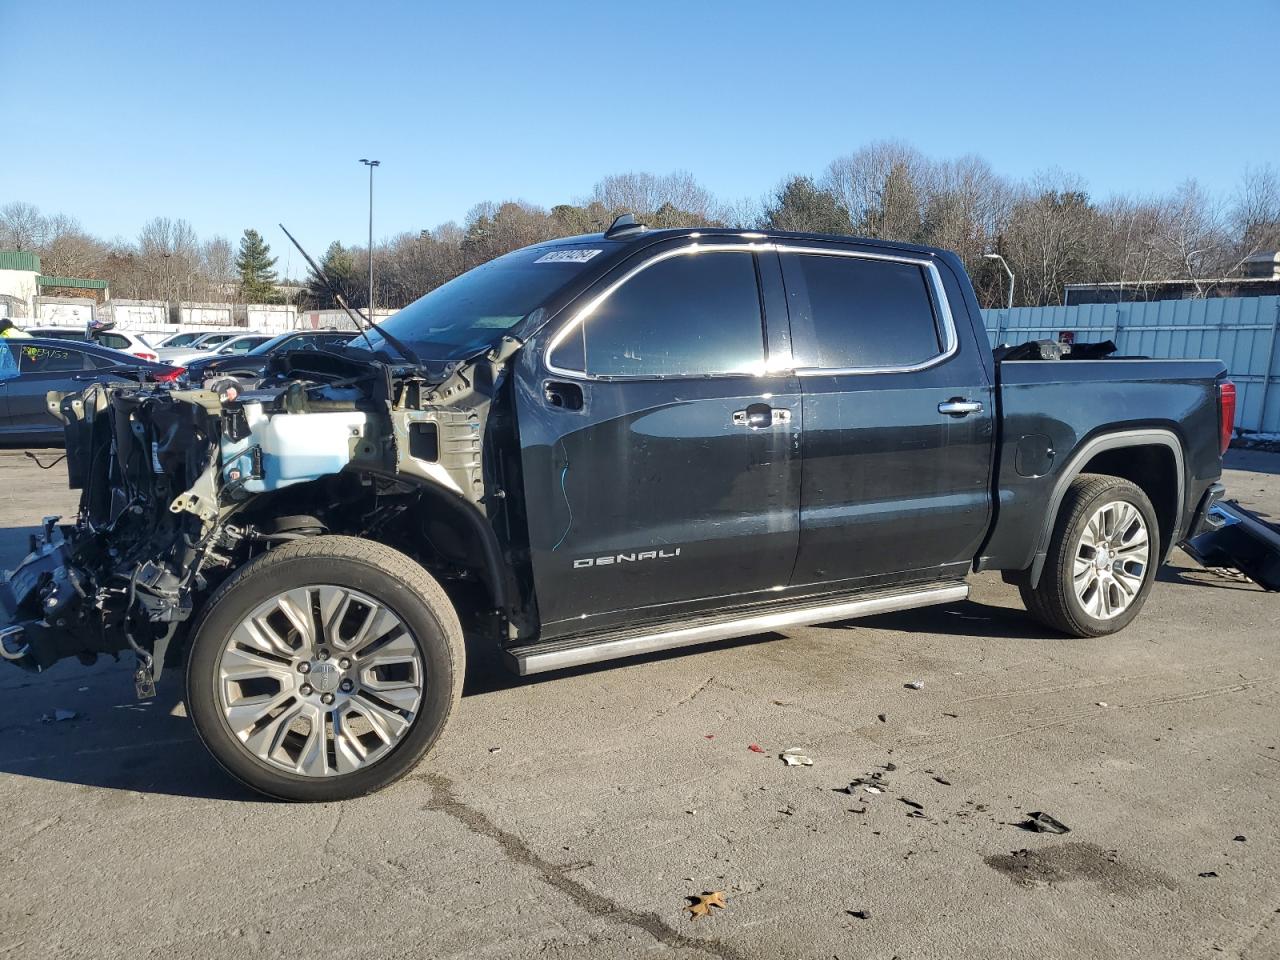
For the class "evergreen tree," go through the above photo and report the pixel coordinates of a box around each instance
[236,228,280,303]
[305,241,361,308]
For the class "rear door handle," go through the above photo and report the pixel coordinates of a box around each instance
[732,403,791,428]
[938,398,983,417]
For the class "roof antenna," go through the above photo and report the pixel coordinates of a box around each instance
[604,212,648,239]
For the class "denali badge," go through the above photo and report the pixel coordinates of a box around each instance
[574,547,682,569]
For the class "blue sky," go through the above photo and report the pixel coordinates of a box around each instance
[2,0,1276,258]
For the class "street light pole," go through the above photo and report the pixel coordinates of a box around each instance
[983,253,1015,310]
[359,158,380,324]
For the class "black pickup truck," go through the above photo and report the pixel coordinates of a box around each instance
[0,218,1234,801]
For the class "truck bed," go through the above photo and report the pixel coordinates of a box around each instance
[978,357,1228,578]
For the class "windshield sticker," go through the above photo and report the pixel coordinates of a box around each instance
[535,249,602,264]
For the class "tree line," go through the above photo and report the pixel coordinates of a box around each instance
[4,143,1278,311]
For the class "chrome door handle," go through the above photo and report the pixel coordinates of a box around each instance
[938,399,983,417]
[732,405,792,428]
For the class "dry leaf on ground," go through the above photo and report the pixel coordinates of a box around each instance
[685,891,727,920]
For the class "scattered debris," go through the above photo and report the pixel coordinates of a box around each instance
[877,713,887,723]
[932,775,952,786]
[488,746,502,754]
[905,680,924,690]
[704,734,715,740]
[747,744,765,754]
[846,909,871,920]
[864,786,883,794]
[781,748,813,767]
[1183,500,1280,591]
[848,807,867,815]
[1233,835,1247,842]
[1096,702,1109,708]
[685,891,726,920]
[40,708,78,723]
[884,762,898,772]
[942,712,959,718]
[899,798,924,811]
[1017,812,1071,834]
[77,686,89,692]
[1198,871,1219,879]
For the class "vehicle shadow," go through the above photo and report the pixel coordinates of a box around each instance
[1225,447,1280,476]
[831,598,1062,641]
[0,664,262,803]
[0,520,269,802]
[1157,560,1262,592]
[460,597,1063,697]
[0,509,1245,801]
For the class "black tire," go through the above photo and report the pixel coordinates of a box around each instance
[186,535,464,801]
[1020,474,1160,638]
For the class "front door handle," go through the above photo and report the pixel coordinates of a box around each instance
[938,398,983,417]
[732,403,792,428]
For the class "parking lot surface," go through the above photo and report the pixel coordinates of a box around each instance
[1,448,1277,959]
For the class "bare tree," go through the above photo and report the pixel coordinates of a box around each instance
[822,140,928,235]
[585,171,725,224]
[1231,164,1280,264]
[0,201,48,250]
[1147,180,1232,296]
[201,236,236,301]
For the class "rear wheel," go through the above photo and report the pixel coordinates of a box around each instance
[1021,475,1158,637]
[186,536,464,801]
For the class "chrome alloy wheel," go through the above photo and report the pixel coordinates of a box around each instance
[216,585,424,776]
[1072,500,1150,620]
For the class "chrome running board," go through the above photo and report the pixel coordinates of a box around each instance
[506,581,968,675]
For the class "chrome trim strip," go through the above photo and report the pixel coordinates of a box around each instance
[508,582,968,675]
[773,244,959,377]
[540,239,960,381]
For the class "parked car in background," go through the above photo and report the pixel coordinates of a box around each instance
[159,334,273,369]
[152,329,240,349]
[32,326,161,362]
[184,329,353,382]
[155,331,243,362]
[0,338,180,442]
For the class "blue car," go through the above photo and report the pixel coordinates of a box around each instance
[0,338,179,443]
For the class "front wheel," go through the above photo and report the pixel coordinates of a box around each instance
[186,536,464,801]
[1020,474,1159,638]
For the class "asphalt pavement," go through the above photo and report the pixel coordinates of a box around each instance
[0,447,1277,959]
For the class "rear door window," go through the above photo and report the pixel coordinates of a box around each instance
[782,253,944,370]
[551,249,765,377]
[97,333,129,350]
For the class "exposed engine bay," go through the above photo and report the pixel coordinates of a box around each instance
[0,340,527,694]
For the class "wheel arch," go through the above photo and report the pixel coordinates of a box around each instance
[1028,428,1185,588]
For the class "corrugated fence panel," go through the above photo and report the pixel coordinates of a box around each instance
[983,296,1280,434]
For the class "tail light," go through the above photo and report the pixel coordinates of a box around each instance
[153,366,185,383]
[1217,380,1236,456]
[134,351,159,362]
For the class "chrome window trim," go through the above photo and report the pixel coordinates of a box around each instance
[543,242,778,382]
[775,244,959,377]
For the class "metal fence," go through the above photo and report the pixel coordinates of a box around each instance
[982,296,1280,435]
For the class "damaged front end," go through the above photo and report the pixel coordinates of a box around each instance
[0,341,522,695]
